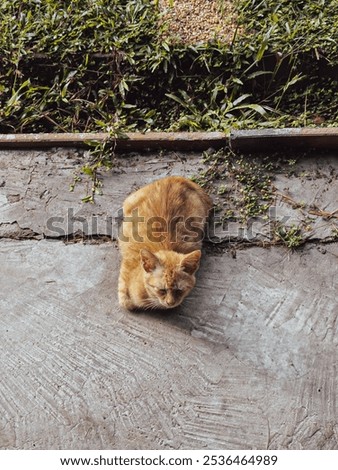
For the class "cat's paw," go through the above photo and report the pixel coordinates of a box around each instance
[118,290,135,311]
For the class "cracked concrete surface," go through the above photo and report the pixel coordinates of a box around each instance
[0,148,338,449]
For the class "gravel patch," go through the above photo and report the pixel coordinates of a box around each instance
[159,0,238,44]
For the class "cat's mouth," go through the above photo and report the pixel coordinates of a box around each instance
[164,301,178,308]
[158,299,180,309]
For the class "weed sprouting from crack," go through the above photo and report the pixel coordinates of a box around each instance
[331,226,338,240]
[69,130,125,203]
[191,147,278,224]
[272,223,304,249]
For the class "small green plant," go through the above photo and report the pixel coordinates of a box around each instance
[217,184,229,195]
[70,129,125,202]
[331,226,338,239]
[273,223,304,249]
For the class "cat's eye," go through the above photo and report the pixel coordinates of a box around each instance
[158,289,167,295]
[174,289,183,295]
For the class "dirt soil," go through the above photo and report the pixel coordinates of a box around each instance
[159,0,238,44]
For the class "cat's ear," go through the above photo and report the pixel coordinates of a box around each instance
[181,250,201,275]
[140,249,160,273]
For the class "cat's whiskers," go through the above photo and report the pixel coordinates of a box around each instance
[142,298,161,310]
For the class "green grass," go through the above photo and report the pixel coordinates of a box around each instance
[0,0,160,132]
[0,0,337,133]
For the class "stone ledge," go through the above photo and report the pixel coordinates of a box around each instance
[0,128,338,152]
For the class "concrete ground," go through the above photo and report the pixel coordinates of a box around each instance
[0,148,337,449]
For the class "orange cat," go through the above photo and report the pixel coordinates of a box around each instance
[118,176,212,311]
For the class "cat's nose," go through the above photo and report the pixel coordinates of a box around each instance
[166,297,176,307]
